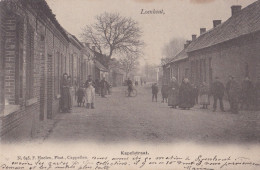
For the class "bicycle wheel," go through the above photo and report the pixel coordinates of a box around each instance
[131,89,137,97]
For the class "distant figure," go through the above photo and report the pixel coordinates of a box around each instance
[76,84,85,107]
[100,77,108,97]
[135,81,138,86]
[241,77,254,110]
[199,82,210,109]
[178,78,193,110]
[85,82,95,109]
[127,78,133,97]
[141,79,143,86]
[168,77,179,108]
[161,81,169,103]
[229,77,240,114]
[152,83,159,102]
[107,81,111,95]
[211,77,225,112]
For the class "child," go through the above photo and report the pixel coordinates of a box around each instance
[152,83,159,102]
[199,82,210,109]
[76,84,85,107]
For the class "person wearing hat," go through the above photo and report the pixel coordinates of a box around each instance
[211,76,225,112]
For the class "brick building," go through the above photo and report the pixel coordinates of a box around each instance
[163,1,260,92]
[186,2,260,86]
[0,0,89,141]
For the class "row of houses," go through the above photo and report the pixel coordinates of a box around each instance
[163,1,260,93]
[0,0,124,141]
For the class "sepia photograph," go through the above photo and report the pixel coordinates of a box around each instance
[0,0,259,169]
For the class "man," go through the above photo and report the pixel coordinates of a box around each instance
[152,83,159,102]
[211,77,225,112]
[127,78,133,97]
[229,76,240,114]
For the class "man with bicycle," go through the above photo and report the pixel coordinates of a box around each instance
[127,78,133,97]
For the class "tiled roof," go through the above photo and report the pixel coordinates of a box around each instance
[23,0,70,42]
[187,0,260,52]
[169,48,188,63]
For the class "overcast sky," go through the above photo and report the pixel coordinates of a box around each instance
[46,0,256,65]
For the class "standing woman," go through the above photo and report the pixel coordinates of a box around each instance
[60,73,71,113]
[179,78,193,110]
[168,77,179,108]
[199,82,210,109]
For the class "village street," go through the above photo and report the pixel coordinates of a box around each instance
[43,84,260,144]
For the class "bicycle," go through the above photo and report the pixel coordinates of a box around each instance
[125,88,137,97]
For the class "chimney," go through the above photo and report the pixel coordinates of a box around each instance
[213,20,222,28]
[92,46,95,51]
[200,28,206,35]
[231,5,242,16]
[184,43,188,49]
[192,34,197,41]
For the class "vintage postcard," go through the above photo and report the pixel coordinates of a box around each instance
[0,0,259,169]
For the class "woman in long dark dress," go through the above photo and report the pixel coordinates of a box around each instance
[60,73,71,113]
[178,78,193,110]
[168,77,179,108]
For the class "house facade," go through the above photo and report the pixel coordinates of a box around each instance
[0,0,95,141]
[186,3,260,86]
[163,1,260,93]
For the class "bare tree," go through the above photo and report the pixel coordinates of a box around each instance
[161,37,186,65]
[82,12,144,60]
[119,54,139,78]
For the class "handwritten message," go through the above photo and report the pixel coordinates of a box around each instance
[1,151,259,170]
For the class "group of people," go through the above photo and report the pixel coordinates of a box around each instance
[60,74,111,113]
[158,76,259,114]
